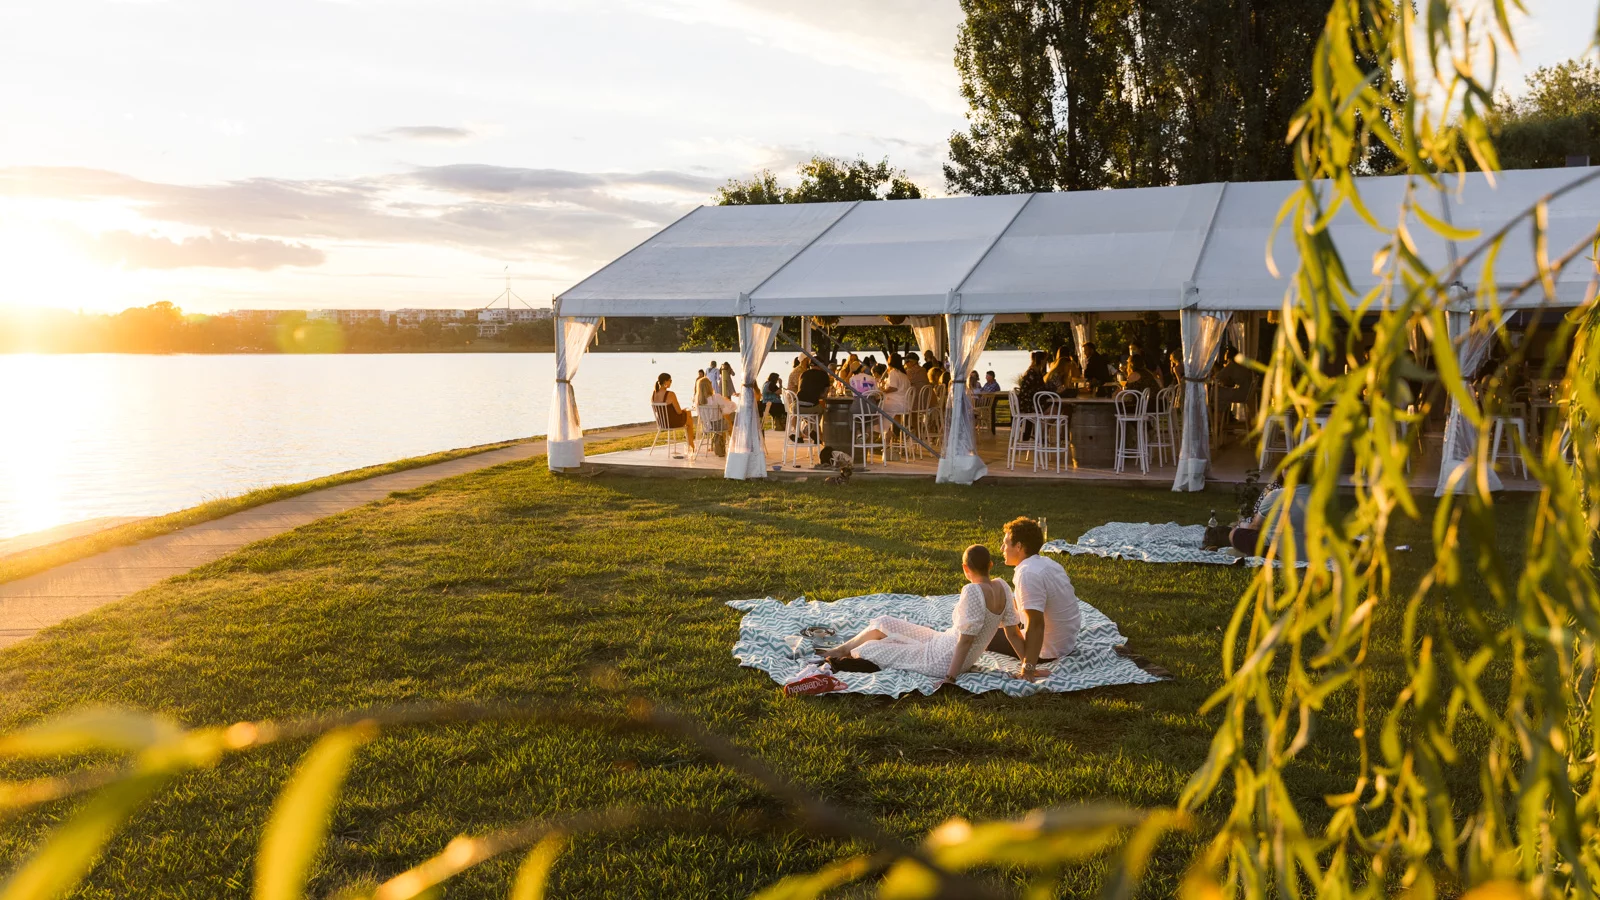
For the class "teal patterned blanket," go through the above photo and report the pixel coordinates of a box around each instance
[727,593,1163,698]
[1043,522,1309,568]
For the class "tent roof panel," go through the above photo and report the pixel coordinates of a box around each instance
[958,183,1223,312]
[748,194,1030,314]
[1442,168,1600,308]
[1191,176,1454,310]
[556,166,1600,317]
[558,202,854,316]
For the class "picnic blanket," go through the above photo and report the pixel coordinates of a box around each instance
[1042,522,1309,568]
[727,592,1163,698]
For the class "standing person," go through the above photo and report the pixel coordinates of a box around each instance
[718,361,735,399]
[988,516,1080,679]
[1083,342,1112,390]
[1126,341,1147,371]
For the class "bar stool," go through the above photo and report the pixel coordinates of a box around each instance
[1007,390,1041,470]
[851,391,886,465]
[1259,415,1295,469]
[1113,389,1149,474]
[1491,416,1528,478]
[1033,391,1068,472]
[782,389,819,466]
[1147,385,1177,466]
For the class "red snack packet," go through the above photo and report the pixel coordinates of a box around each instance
[783,673,846,696]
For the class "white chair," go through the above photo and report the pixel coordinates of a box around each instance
[851,391,886,465]
[695,402,728,457]
[1033,391,1068,472]
[1259,414,1295,469]
[783,389,820,466]
[1007,389,1041,470]
[1491,416,1528,479]
[973,392,995,434]
[1113,389,1149,474]
[648,401,687,457]
[1148,385,1178,467]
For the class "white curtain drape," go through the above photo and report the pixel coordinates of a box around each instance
[1435,309,1512,496]
[1067,313,1098,370]
[547,315,602,471]
[909,317,940,358]
[1172,309,1232,491]
[936,313,996,485]
[726,316,779,480]
[1226,319,1246,358]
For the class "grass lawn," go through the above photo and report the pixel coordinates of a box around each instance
[0,440,532,587]
[0,445,1526,898]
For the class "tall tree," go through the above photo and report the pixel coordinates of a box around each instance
[1487,60,1600,170]
[683,155,925,351]
[945,0,1330,193]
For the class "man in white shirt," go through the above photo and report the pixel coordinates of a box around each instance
[989,516,1081,679]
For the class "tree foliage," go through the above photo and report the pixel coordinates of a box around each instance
[946,0,1338,193]
[715,155,923,206]
[1490,60,1600,170]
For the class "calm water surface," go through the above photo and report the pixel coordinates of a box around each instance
[0,350,1035,539]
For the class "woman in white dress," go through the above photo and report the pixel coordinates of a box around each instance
[820,545,1017,686]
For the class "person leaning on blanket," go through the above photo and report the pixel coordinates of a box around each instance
[1229,471,1312,557]
[987,516,1082,681]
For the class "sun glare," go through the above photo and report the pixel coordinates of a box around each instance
[0,212,131,312]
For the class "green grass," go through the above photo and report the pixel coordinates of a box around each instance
[0,453,1527,898]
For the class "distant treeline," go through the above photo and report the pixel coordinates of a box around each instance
[0,303,694,354]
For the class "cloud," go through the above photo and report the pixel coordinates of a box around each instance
[362,125,477,143]
[78,229,326,271]
[0,163,723,280]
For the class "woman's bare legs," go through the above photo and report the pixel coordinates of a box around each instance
[818,627,886,661]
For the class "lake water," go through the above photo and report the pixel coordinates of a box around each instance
[0,350,1036,540]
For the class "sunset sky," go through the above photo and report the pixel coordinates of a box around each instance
[1,0,1595,314]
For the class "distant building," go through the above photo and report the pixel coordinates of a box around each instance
[307,309,388,325]
[476,306,550,337]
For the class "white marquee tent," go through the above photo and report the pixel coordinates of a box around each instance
[548,167,1600,491]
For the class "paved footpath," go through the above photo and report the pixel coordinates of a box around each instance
[0,426,652,648]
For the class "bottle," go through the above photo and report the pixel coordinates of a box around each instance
[1208,510,1219,528]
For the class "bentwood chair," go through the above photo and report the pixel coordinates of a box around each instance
[1148,385,1179,467]
[1006,390,1042,470]
[851,390,886,466]
[695,403,728,457]
[649,401,687,457]
[1032,391,1068,473]
[1113,389,1150,475]
[782,389,820,466]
